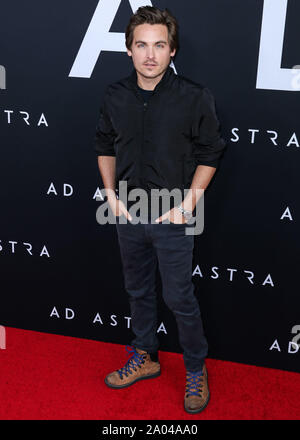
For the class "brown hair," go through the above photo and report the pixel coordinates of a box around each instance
[125,6,179,53]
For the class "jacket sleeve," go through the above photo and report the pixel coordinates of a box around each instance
[191,87,227,168]
[94,88,116,156]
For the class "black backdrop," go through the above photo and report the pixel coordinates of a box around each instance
[1,0,299,372]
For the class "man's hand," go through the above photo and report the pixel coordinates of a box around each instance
[155,207,186,224]
[108,196,133,222]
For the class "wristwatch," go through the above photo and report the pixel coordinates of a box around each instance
[176,203,193,221]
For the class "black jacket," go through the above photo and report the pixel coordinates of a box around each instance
[94,65,226,196]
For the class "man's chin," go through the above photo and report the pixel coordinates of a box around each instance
[139,66,166,79]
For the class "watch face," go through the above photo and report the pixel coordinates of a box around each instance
[184,212,193,220]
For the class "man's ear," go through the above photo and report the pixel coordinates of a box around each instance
[170,48,176,58]
[127,49,132,57]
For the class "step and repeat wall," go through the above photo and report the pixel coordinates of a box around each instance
[1,0,299,372]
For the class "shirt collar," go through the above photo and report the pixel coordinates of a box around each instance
[128,64,175,92]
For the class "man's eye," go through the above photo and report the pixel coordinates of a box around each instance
[138,44,144,48]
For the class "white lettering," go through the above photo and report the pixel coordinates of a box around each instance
[280,206,293,221]
[157,322,167,334]
[65,308,75,319]
[288,341,299,354]
[256,0,300,91]
[269,339,281,351]
[50,307,60,318]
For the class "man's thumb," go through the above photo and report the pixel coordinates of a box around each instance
[124,209,132,222]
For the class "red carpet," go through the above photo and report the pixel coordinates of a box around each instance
[0,327,299,420]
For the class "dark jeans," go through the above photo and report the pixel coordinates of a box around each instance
[115,215,208,372]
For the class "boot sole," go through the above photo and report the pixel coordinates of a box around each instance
[104,369,161,389]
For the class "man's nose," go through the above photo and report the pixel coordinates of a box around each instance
[146,46,155,59]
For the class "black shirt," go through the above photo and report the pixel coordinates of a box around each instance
[137,85,154,103]
[94,66,226,216]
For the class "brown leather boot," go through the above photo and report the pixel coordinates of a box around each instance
[104,345,161,389]
[184,364,210,413]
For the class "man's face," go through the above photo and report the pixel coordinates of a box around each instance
[127,23,176,80]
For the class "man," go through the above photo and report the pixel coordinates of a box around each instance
[94,6,226,414]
